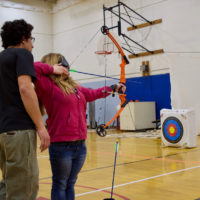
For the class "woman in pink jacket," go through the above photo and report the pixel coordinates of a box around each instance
[34,53,126,200]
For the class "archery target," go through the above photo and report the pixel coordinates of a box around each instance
[160,109,196,148]
[162,117,183,144]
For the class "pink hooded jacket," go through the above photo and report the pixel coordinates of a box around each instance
[34,62,112,143]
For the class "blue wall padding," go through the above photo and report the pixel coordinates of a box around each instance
[126,73,171,119]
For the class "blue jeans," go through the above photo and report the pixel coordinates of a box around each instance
[49,140,86,200]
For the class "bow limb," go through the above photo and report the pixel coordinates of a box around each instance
[96,29,129,137]
[102,91,128,128]
[96,93,128,137]
[106,30,129,85]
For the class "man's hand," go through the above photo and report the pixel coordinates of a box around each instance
[18,75,50,152]
[116,83,126,94]
[53,64,69,76]
[37,127,50,152]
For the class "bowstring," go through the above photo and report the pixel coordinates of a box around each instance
[103,52,107,125]
[103,26,110,126]
[103,10,115,128]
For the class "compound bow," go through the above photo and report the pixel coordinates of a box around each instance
[96,26,129,137]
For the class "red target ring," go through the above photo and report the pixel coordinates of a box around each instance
[167,123,177,137]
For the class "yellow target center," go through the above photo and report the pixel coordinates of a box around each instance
[169,126,175,134]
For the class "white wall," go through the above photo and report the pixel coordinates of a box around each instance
[163,0,200,134]
[0,0,53,61]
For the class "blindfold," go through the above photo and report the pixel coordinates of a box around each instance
[58,56,70,68]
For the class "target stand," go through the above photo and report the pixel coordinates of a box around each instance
[160,109,196,148]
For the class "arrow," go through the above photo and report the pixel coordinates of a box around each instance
[69,68,119,80]
[69,68,141,85]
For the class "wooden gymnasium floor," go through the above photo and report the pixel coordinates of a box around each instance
[2,129,200,200]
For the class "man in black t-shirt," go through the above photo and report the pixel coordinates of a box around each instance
[0,19,50,200]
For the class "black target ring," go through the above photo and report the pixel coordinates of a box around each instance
[162,116,184,144]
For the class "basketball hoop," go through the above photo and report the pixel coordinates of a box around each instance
[96,32,121,56]
[95,51,112,55]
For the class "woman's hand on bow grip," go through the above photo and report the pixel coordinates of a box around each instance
[116,83,126,94]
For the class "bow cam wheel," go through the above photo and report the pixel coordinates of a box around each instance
[101,26,108,35]
[96,124,107,137]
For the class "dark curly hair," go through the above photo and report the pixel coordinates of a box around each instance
[0,19,33,49]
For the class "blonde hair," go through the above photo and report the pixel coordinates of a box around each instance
[41,53,78,94]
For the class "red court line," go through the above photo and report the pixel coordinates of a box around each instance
[37,197,49,200]
[39,182,130,200]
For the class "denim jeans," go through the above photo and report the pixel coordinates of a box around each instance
[49,141,87,200]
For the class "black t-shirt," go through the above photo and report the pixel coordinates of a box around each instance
[0,48,36,133]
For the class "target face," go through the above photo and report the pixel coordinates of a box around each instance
[162,117,184,143]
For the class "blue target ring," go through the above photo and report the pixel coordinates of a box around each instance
[162,117,183,143]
